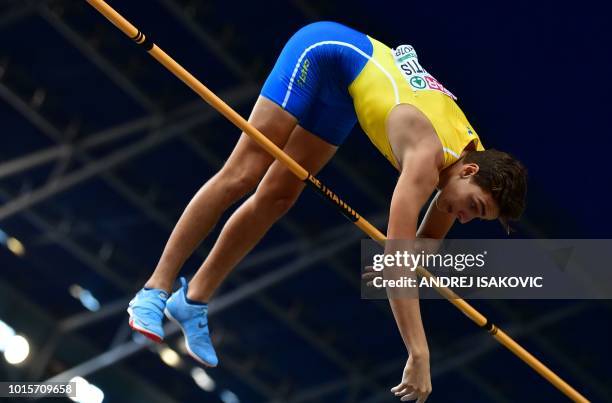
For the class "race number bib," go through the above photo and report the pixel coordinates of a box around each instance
[392,45,457,100]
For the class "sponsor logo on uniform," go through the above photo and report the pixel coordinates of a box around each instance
[392,45,457,100]
[297,58,310,88]
[410,76,427,89]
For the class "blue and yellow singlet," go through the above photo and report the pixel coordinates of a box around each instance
[261,21,484,170]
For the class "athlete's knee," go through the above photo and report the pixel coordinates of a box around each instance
[215,166,262,201]
[254,185,302,217]
[262,193,299,217]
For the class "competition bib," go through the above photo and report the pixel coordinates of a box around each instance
[392,45,457,100]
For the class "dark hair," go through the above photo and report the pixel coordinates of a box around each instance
[462,149,527,231]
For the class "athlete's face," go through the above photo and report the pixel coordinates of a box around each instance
[436,163,499,224]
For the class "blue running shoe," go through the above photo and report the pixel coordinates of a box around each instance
[164,277,218,367]
[127,287,169,343]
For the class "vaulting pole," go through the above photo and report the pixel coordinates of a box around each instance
[84,1,588,401]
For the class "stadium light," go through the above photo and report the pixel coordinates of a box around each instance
[0,228,25,256]
[158,345,182,368]
[191,367,215,392]
[69,285,101,312]
[3,334,30,365]
[0,319,15,351]
[69,376,104,403]
[220,389,240,403]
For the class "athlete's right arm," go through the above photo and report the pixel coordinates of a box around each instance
[385,147,437,403]
[384,106,443,403]
[385,142,442,402]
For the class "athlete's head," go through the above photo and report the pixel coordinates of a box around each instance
[436,149,527,230]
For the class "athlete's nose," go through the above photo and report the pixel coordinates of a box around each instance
[457,211,473,224]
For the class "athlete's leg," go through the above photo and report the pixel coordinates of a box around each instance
[144,97,296,292]
[187,126,337,301]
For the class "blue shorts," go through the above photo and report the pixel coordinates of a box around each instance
[261,22,373,145]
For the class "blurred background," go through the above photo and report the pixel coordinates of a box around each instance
[0,0,610,402]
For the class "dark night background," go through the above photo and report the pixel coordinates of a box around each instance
[0,1,610,402]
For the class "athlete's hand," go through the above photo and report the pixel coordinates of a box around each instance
[362,265,381,287]
[391,354,432,402]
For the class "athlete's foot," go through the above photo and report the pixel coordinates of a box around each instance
[127,287,169,343]
[164,277,218,367]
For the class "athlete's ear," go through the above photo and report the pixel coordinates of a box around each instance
[460,162,480,178]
